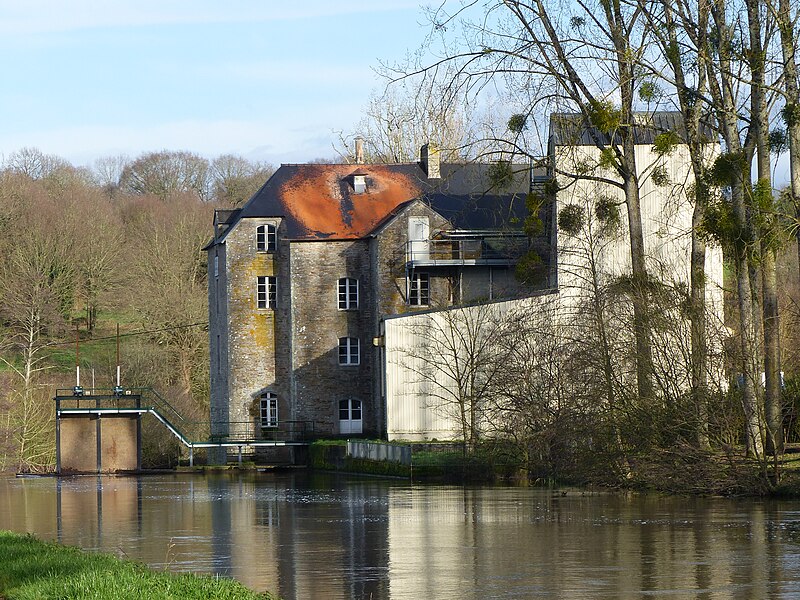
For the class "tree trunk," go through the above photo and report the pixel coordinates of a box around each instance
[690,200,710,448]
[773,0,800,277]
[606,0,654,403]
[762,248,783,453]
[748,0,782,455]
[657,0,712,446]
[706,0,763,457]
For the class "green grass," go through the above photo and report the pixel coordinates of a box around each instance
[0,531,276,599]
[309,439,347,446]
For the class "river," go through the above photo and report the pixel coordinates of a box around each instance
[2,471,800,598]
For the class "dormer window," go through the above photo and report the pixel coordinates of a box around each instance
[257,224,277,252]
[353,175,366,194]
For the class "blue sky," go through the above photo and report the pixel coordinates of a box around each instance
[0,1,429,168]
[0,1,792,187]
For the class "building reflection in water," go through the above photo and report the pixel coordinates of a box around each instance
[1,474,800,599]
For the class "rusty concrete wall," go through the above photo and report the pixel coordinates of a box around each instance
[100,416,138,472]
[59,414,139,473]
[60,416,98,473]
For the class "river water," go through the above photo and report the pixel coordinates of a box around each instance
[2,471,800,598]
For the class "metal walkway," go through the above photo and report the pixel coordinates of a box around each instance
[55,388,313,468]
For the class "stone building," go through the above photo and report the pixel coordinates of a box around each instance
[205,146,545,448]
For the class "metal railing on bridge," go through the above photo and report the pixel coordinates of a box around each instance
[55,388,315,466]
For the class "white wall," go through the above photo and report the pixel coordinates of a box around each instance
[384,295,555,441]
[383,139,726,441]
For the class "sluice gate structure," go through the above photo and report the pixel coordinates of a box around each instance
[54,388,313,474]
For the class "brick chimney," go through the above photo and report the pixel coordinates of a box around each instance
[354,136,365,164]
[420,143,440,179]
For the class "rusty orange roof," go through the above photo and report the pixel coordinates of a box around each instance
[229,162,533,241]
[275,164,422,238]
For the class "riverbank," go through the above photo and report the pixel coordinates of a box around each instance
[0,530,275,599]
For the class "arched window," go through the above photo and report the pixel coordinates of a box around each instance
[338,398,362,434]
[260,393,278,428]
[256,224,277,252]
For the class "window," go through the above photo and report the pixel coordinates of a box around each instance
[407,216,430,261]
[409,272,430,306]
[256,224,277,252]
[338,337,360,365]
[260,393,278,428]
[257,276,277,309]
[338,278,359,310]
[353,175,366,194]
[213,255,219,278]
[339,398,362,434]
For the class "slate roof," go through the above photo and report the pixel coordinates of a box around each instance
[549,111,714,146]
[219,161,537,241]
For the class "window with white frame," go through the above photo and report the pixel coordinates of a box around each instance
[338,277,359,310]
[338,337,360,365]
[256,224,277,252]
[260,392,278,428]
[257,276,277,309]
[409,272,430,306]
[338,398,362,434]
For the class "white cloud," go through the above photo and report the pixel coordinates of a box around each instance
[0,113,356,167]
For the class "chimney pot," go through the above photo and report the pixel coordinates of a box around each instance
[355,136,365,164]
[420,143,440,179]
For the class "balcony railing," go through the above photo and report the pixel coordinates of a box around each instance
[404,235,529,266]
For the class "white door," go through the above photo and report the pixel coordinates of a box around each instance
[339,399,363,435]
[408,216,429,261]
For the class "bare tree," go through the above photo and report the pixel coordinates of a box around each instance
[341,80,479,163]
[0,187,73,470]
[397,301,512,452]
[392,1,657,401]
[210,154,274,206]
[119,150,211,201]
[93,154,131,197]
[4,147,70,180]
[122,194,211,402]
[767,0,800,274]
[65,188,123,331]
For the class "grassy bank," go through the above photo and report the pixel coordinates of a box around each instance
[308,439,528,482]
[0,531,275,600]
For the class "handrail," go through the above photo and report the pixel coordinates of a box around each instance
[55,388,315,448]
[403,237,530,264]
[147,408,192,448]
[55,387,187,424]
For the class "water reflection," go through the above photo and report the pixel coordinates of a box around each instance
[2,473,800,599]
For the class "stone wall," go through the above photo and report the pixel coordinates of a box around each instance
[208,242,229,436]
[371,200,451,317]
[288,239,376,435]
[210,216,287,440]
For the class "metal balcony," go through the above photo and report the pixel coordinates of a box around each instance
[403,234,529,267]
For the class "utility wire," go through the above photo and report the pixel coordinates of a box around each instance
[42,321,209,348]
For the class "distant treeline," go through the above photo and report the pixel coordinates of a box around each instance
[0,148,274,472]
